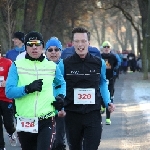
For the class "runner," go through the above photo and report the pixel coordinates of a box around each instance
[58,27,115,150]
[46,37,66,150]
[0,46,16,150]
[101,41,118,125]
[5,31,66,150]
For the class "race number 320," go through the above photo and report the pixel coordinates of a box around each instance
[78,93,91,99]
[74,88,95,104]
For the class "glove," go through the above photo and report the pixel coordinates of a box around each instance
[52,94,64,111]
[25,79,43,94]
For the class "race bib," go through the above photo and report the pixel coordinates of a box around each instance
[0,76,4,87]
[16,116,38,133]
[129,57,132,60]
[74,88,95,104]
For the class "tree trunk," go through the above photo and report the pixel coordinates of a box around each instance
[143,0,150,79]
[128,22,135,53]
[101,15,105,42]
[142,38,148,79]
[35,0,46,32]
[0,10,7,53]
[15,0,26,31]
[91,14,101,49]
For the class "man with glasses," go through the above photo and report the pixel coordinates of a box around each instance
[46,37,62,64]
[101,41,118,125]
[0,46,16,150]
[61,42,101,59]
[58,27,115,150]
[5,31,66,150]
[45,37,66,150]
[61,45,101,59]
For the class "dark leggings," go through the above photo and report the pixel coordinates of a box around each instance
[106,79,115,119]
[0,101,15,148]
[17,117,55,150]
[52,115,65,149]
[12,100,16,118]
[65,110,102,150]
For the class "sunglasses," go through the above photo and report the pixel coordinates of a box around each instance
[47,48,60,52]
[26,40,42,47]
[103,46,110,48]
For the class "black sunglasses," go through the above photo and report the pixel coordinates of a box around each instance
[103,46,110,48]
[47,48,60,52]
[26,41,42,47]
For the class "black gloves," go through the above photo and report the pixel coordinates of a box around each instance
[25,79,43,94]
[113,67,118,72]
[52,94,64,111]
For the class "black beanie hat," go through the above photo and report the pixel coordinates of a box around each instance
[13,31,24,43]
[24,31,44,47]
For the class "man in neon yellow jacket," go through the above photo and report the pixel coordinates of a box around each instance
[5,31,66,150]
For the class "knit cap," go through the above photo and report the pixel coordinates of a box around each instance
[45,37,62,51]
[13,31,24,43]
[102,41,111,47]
[24,31,44,47]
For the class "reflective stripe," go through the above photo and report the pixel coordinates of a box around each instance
[18,72,55,76]
[66,73,100,76]
[17,67,55,72]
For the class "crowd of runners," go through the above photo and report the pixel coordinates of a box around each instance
[0,26,139,150]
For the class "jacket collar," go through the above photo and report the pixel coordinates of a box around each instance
[25,53,45,62]
[73,52,91,61]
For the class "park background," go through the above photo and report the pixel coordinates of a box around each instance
[0,0,150,79]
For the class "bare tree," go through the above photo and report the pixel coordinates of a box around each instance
[2,0,16,49]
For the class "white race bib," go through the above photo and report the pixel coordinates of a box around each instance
[0,76,4,87]
[16,116,38,133]
[74,88,95,104]
[129,57,132,60]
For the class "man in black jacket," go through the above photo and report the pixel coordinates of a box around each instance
[101,41,118,125]
[58,27,115,150]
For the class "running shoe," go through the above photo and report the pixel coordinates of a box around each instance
[100,106,105,114]
[111,96,114,100]
[106,119,111,125]
[8,133,17,146]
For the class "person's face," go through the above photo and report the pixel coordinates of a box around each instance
[46,46,61,62]
[72,33,89,58]
[12,38,23,47]
[102,46,111,54]
[117,50,120,54]
[26,40,43,59]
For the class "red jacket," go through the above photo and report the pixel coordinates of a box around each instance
[0,57,12,102]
